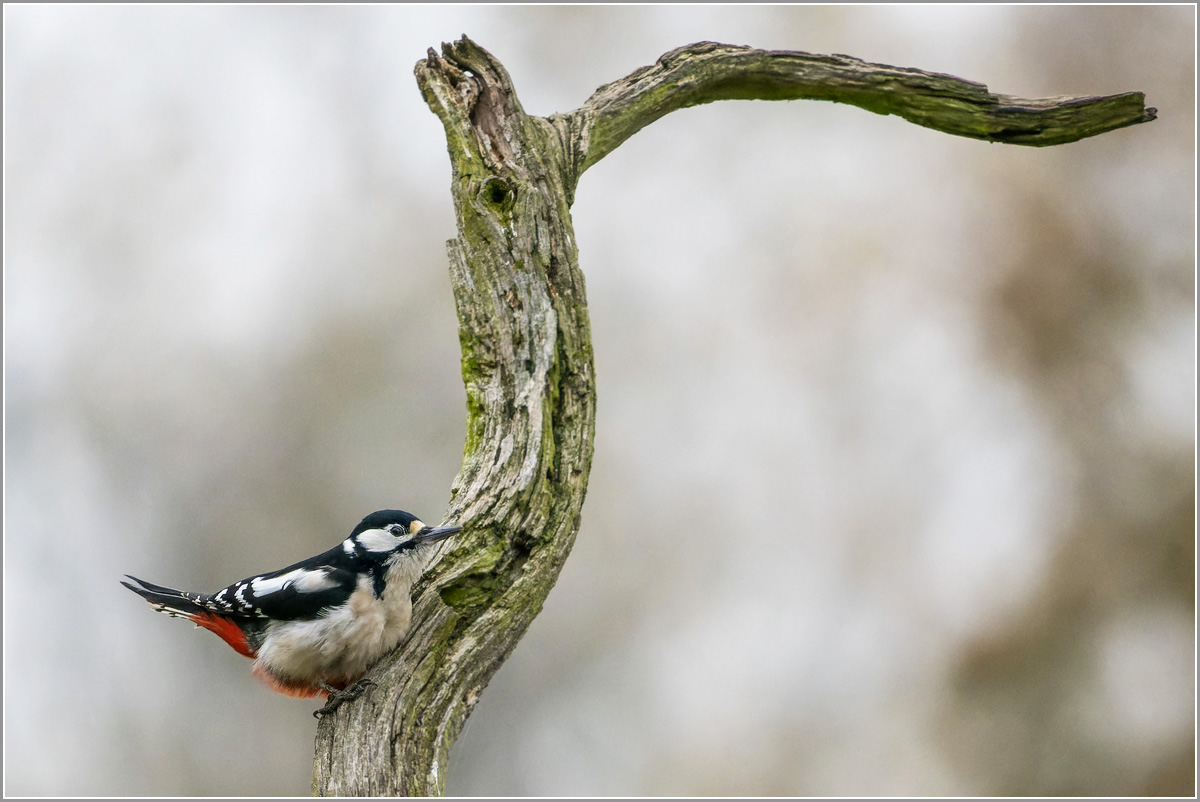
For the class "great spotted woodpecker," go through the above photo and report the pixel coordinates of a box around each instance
[122,509,460,717]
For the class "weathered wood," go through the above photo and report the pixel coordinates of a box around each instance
[571,42,1157,173]
[312,36,596,797]
[311,36,1154,796]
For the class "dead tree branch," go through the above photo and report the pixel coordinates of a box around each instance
[311,37,1154,796]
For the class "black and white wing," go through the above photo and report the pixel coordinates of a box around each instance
[203,547,361,621]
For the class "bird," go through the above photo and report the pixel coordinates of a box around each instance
[122,509,461,717]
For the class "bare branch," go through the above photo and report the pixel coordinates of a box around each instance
[571,42,1157,173]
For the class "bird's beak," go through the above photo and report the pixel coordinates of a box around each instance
[416,525,462,544]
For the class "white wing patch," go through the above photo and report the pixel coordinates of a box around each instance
[251,570,302,596]
[293,568,338,592]
[251,568,337,597]
[356,528,400,553]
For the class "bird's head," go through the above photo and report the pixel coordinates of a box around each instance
[349,509,461,554]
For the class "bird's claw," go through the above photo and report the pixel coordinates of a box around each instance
[313,679,377,719]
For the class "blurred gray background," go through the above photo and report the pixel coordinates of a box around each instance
[4,5,1194,797]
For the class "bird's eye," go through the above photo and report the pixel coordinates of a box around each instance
[387,524,406,536]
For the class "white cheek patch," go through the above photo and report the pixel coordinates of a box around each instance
[356,528,399,552]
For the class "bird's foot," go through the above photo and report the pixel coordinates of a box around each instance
[313,678,377,719]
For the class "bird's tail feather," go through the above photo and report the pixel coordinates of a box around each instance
[122,575,256,658]
[121,574,207,619]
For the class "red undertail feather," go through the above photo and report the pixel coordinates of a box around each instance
[191,612,255,658]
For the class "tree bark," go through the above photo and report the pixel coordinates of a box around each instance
[311,37,1154,796]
